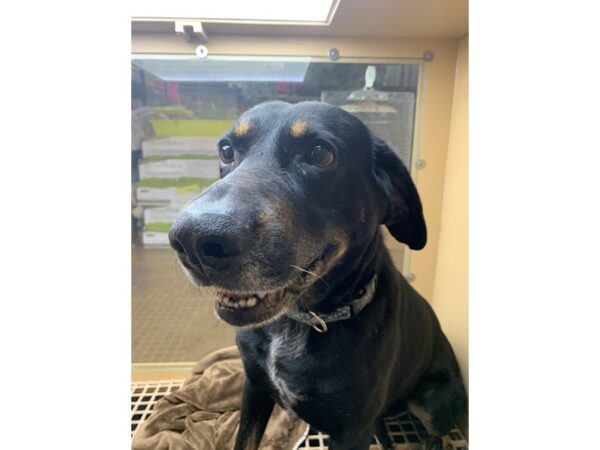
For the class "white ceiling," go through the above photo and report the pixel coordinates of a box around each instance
[132,0,468,39]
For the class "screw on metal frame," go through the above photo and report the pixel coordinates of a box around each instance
[195,45,209,58]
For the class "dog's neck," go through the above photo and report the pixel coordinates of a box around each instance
[297,228,386,314]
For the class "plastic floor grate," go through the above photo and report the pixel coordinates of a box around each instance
[131,379,185,435]
[296,415,468,450]
[131,380,468,449]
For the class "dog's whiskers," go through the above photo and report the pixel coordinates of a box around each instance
[290,265,329,286]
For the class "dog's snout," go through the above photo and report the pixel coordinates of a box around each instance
[169,212,245,273]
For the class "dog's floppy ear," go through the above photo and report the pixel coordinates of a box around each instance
[372,136,427,250]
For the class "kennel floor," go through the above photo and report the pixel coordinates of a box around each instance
[132,247,236,363]
[131,380,468,450]
[132,246,405,364]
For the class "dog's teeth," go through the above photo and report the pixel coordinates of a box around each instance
[217,292,268,308]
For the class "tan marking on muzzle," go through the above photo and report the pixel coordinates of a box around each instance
[333,233,349,261]
[323,231,350,273]
[258,206,277,227]
[290,120,308,137]
[258,200,294,231]
[234,120,251,137]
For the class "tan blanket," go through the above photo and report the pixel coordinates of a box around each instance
[132,346,309,450]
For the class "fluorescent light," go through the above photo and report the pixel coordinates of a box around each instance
[132,0,336,23]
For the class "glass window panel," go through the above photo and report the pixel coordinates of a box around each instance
[131,55,420,364]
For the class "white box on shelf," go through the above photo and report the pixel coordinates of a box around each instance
[143,206,180,224]
[136,186,176,203]
[135,179,216,206]
[139,159,219,179]
[142,137,219,157]
[170,191,202,209]
[142,231,170,246]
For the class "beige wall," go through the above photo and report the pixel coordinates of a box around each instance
[430,35,468,390]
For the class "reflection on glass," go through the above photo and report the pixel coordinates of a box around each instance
[131,56,420,364]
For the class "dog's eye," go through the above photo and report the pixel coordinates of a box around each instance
[306,145,335,168]
[219,143,235,164]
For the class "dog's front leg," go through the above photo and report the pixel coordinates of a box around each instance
[234,378,275,450]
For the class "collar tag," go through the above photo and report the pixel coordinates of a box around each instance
[308,311,328,333]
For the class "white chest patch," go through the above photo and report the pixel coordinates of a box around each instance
[267,326,308,412]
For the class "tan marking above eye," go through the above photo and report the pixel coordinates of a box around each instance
[290,120,308,137]
[234,120,251,136]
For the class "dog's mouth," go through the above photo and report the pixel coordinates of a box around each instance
[216,290,284,311]
[214,243,340,327]
[214,287,289,327]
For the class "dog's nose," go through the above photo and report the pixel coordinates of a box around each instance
[169,213,244,272]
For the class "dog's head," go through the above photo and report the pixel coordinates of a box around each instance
[169,101,426,327]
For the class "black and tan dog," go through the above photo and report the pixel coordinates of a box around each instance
[169,101,467,450]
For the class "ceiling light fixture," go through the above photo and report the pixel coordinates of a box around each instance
[132,0,338,24]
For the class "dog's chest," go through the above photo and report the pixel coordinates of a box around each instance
[266,326,309,412]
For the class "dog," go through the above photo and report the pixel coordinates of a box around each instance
[169,101,467,450]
